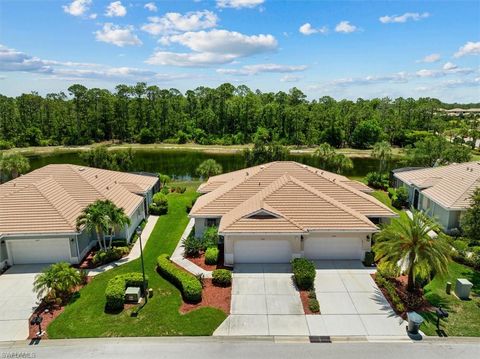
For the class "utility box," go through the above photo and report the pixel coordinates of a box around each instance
[455,279,473,300]
[125,286,141,303]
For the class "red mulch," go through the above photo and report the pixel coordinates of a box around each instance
[180,279,231,314]
[75,248,130,270]
[299,290,320,315]
[187,253,231,271]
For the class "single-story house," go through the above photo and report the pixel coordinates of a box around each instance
[190,161,397,265]
[393,161,480,231]
[0,164,159,268]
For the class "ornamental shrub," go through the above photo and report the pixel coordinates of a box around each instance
[212,269,232,287]
[149,192,169,215]
[201,226,219,250]
[308,298,320,313]
[291,258,316,290]
[105,272,147,311]
[365,171,389,190]
[93,247,130,266]
[363,251,375,267]
[205,247,219,265]
[157,254,202,303]
[182,234,202,258]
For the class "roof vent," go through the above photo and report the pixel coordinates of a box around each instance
[78,167,85,171]
[106,186,109,190]
[258,182,261,186]
[260,165,265,169]
[95,174,98,178]
[246,172,249,176]
[303,165,308,169]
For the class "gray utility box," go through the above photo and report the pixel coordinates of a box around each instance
[455,279,473,300]
[125,287,141,303]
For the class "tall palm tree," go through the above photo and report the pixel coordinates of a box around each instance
[371,141,392,173]
[103,200,131,248]
[373,210,450,292]
[76,200,111,250]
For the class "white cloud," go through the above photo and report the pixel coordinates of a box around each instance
[144,2,158,12]
[335,21,358,33]
[330,72,409,86]
[416,64,473,78]
[379,12,430,24]
[299,23,328,35]
[95,23,142,47]
[217,63,307,75]
[216,0,264,9]
[280,74,302,82]
[454,41,480,58]
[0,45,53,73]
[105,1,127,17]
[416,69,444,78]
[443,62,457,71]
[146,29,277,67]
[62,0,92,17]
[417,53,441,63]
[142,10,218,35]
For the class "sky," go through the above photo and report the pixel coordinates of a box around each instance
[0,0,479,102]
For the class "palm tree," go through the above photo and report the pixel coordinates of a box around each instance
[76,200,111,250]
[373,210,450,292]
[33,262,82,302]
[0,152,30,182]
[371,141,392,173]
[313,143,353,174]
[103,200,131,248]
[196,159,223,179]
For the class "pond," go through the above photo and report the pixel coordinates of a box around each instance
[27,149,402,181]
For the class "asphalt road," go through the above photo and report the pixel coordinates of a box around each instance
[1,338,479,359]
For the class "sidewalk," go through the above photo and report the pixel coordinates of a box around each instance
[171,218,213,278]
[87,216,159,277]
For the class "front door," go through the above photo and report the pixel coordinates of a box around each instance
[413,189,420,209]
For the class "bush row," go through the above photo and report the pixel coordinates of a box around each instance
[93,246,130,266]
[291,258,316,290]
[375,273,405,313]
[105,272,147,311]
[157,254,202,303]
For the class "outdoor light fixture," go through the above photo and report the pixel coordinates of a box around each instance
[136,226,148,306]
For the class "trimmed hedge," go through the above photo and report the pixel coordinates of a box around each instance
[212,269,232,287]
[205,247,219,265]
[291,258,316,290]
[157,254,202,303]
[93,246,130,266]
[308,298,320,313]
[105,272,147,311]
[149,193,169,215]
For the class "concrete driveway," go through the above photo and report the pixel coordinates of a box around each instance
[214,261,407,338]
[0,265,45,341]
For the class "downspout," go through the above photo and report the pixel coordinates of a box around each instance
[75,233,81,263]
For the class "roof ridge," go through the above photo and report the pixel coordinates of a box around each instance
[69,164,109,199]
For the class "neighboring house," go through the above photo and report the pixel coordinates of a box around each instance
[393,161,480,231]
[0,164,159,268]
[190,161,397,265]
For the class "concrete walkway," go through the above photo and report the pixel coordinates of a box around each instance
[87,216,159,277]
[171,218,213,278]
[0,264,46,341]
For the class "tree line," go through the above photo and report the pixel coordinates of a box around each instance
[1,82,478,150]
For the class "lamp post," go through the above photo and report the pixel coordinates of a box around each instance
[136,226,147,305]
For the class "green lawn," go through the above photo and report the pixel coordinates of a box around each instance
[420,261,480,337]
[47,183,226,338]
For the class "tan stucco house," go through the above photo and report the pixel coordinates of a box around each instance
[393,161,480,231]
[0,164,159,268]
[190,161,397,265]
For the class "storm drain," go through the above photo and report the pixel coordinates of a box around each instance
[309,336,331,343]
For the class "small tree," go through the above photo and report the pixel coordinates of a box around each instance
[461,188,480,245]
[313,143,353,174]
[196,159,223,179]
[371,141,392,173]
[33,262,82,302]
[103,200,131,248]
[76,200,111,250]
[374,210,450,292]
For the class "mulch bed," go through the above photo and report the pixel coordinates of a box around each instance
[75,248,130,270]
[299,290,320,315]
[180,279,231,314]
[187,254,231,271]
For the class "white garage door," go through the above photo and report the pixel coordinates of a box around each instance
[234,239,292,263]
[304,237,363,260]
[7,238,71,265]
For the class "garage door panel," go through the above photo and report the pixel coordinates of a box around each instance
[305,238,362,260]
[234,239,292,263]
[8,238,71,265]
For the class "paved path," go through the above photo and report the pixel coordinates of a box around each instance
[171,218,213,278]
[0,264,46,341]
[87,216,158,276]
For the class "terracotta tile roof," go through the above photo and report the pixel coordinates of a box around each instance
[0,164,158,235]
[394,161,480,209]
[191,161,395,219]
[219,175,377,234]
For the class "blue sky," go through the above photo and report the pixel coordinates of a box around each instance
[0,0,479,102]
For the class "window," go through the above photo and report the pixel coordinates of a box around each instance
[205,218,217,227]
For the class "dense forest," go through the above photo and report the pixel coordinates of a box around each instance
[0,82,479,149]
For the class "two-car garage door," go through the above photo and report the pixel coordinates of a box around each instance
[304,237,363,260]
[7,238,71,265]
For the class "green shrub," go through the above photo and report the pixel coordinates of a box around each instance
[92,247,129,266]
[212,269,232,287]
[105,272,147,311]
[291,258,316,290]
[365,171,389,190]
[363,251,375,267]
[0,140,14,150]
[375,272,405,313]
[157,254,202,303]
[202,226,219,250]
[205,247,219,265]
[149,192,169,215]
[308,288,316,299]
[182,234,202,258]
[390,187,409,209]
[376,261,398,279]
[308,298,320,313]
[160,186,170,195]
[452,239,469,252]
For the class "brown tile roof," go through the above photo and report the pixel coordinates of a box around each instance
[0,164,158,235]
[394,161,480,209]
[219,175,377,234]
[191,161,395,219]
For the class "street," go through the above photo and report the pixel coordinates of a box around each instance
[1,337,479,359]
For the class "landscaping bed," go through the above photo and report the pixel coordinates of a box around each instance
[299,290,320,315]
[180,278,231,315]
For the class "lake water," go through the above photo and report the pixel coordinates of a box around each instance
[27,149,401,180]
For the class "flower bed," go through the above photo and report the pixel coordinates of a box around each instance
[299,290,320,315]
[180,279,231,314]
